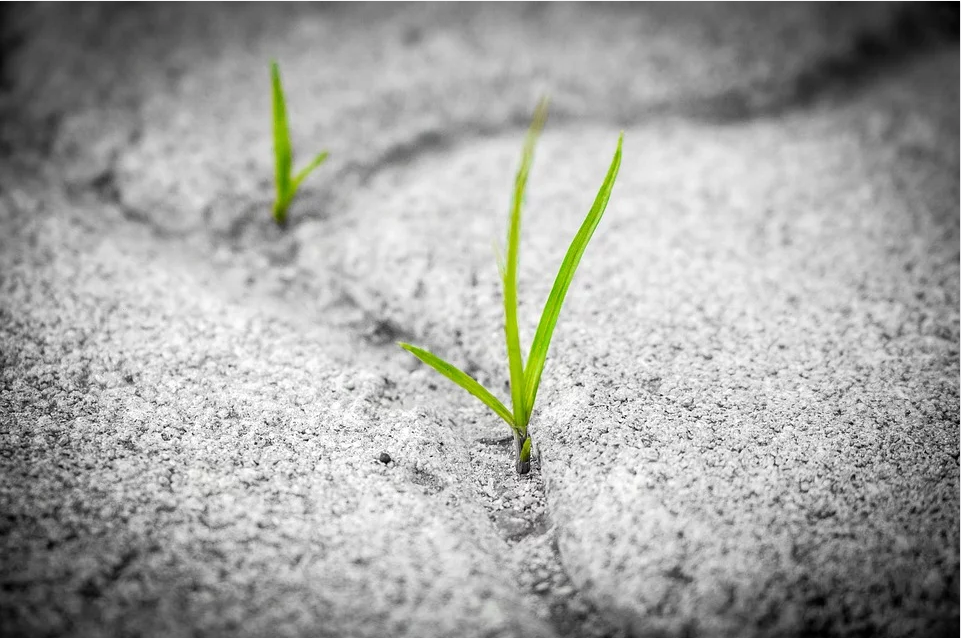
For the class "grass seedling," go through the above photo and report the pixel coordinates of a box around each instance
[399,99,623,474]
[270,60,329,225]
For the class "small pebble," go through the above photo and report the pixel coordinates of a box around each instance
[378,452,392,465]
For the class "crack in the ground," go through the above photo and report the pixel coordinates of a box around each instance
[0,5,34,157]
[10,3,954,276]
[681,2,959,124]
[344,308,628,637]
[454,438,629,638]
[88,166,183,240]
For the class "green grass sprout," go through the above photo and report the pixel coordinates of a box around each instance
[270,60,329,225]
[400,99,623,474]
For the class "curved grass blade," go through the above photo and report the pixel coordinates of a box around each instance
[504,97,550,430]
[271,60,292,221]
[398,342,518,432]
[523,133,623,420]
[292,150,330,192]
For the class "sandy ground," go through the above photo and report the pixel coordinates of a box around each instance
[1,4,958,638]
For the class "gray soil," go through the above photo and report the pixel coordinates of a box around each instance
[1,4,958,638]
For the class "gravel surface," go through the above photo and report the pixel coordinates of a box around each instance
[1,4,957,637]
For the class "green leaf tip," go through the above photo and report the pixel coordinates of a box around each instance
[292,150,330,192]
[269,60,328,226]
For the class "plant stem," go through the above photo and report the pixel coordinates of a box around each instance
[272,200,289,227]
[513,430,531,475]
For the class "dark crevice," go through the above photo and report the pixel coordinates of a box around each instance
[86,165,180,240]
[21,4,952,251]
[0,5,31,157]
[684,2,960,124]
[0,4,25,94]
[325,12,957,191]
[338,109,540,193]
[333,5,959,187]
[433,426,629,638]
[357,129,451,186]
[361,317,414,347]
[332,288,418,348]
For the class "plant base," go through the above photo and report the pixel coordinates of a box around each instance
[514,431,531,475]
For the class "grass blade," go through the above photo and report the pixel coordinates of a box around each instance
[399,342,518,431]
[493,240,506,282]
[271,61,292,208]
[523,133,623,419]
[504,98,549,430]
[292,150,330,191]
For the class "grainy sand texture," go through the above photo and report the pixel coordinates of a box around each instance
[1,4,958,638]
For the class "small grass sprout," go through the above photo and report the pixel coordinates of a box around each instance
[400,99,623,474]
[270,60,329,225]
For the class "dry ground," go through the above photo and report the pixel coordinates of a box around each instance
[1,4,958,638]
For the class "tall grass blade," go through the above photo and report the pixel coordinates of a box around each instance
[398,342,518,432]
[504,97,549,430]
[271,61,292,217]
[523,133,623,420]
